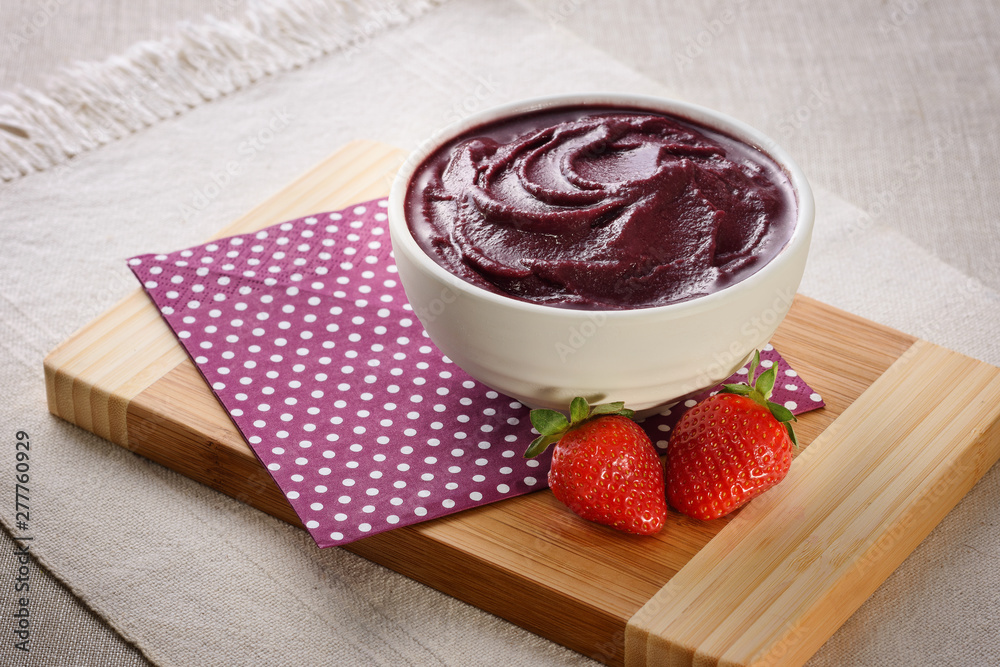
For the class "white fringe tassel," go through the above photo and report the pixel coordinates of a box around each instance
[0,0,445,181]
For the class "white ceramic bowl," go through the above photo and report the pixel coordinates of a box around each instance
[388,93,814,412]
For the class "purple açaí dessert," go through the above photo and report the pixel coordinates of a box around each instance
[404,106,797,310]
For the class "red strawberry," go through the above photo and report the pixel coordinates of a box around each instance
[666,351,798,520]
[524,397,667,535]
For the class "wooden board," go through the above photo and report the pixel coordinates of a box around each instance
[44,141,1000,666]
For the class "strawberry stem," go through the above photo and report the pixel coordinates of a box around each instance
[720,349,799,448]
[523,397,635,458]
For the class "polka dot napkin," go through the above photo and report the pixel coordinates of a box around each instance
[127,197,824,548]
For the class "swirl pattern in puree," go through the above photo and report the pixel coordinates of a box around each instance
[405,106,796,310]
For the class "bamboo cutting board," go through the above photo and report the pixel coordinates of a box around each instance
[44,141,1000,666]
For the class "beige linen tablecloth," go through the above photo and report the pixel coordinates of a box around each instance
[1,1,998,665]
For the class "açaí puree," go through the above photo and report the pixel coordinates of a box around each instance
[404,106,797,310]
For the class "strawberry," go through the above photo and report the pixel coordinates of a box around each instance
[666,351,798,520]
[524,397,667,535]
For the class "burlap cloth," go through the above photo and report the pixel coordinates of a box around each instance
[1,0,998,665]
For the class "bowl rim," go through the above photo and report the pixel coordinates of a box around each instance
[388,92,815,320]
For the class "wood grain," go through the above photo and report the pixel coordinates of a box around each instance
[43,141,1000,667]
[625,341,1000,666]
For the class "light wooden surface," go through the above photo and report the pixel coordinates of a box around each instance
[43,141,1000,666]
[625,339,1000,666]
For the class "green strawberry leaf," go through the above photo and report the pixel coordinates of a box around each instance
[755,366,776,400]
[523,433,562,458]
[569,396,590,424]
[530,409,569,436]
[720,383,753,396]
[589,401,626,416]
[766,401,799,448]
[766,401,796,424]
[784,421,799,447]
[747,349,761,382]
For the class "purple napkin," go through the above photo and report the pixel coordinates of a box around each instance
[128,198,824,547]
